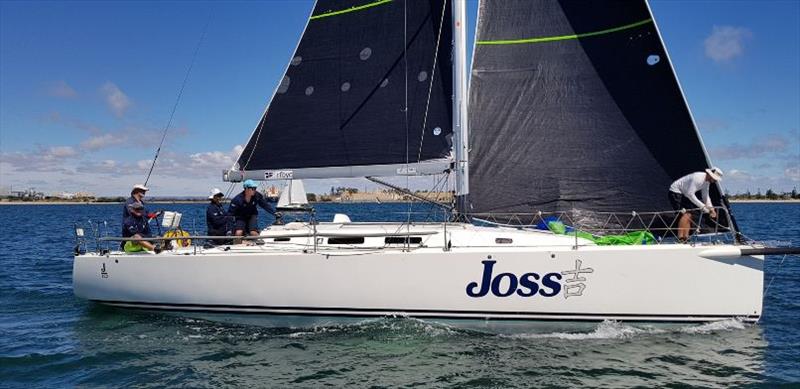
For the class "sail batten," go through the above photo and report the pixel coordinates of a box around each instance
[233,0,453,179]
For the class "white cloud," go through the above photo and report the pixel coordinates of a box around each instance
[189,150,236,168]
[43,146,78,160]
[101,82,132,117]
[233,144,244,157]
[727,169,752,180]
[716,166,800,194]
[704,25,752,63]
[137,159,153,170]
[786,167,800,182]
[1,145,78,173]
[47,80,78,99]
[80,133,128,150]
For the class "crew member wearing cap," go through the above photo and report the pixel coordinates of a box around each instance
[668,167,724,243]
[122,201,158,252]
[206,188,232,245]
[123,184,149,219]
[228,180,280,241]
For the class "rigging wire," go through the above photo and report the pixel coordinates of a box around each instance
[764,254,789,297]
[403,0,411,250]
[144,13,213,187]
[416,0,448,164]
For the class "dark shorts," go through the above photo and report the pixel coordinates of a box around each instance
[234,214,259,233]
[668,192,698,214]
[207,228,231,245]
[207,227,227,236]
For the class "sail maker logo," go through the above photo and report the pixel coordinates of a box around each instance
[466,259,594,299]
[264,170,293,180]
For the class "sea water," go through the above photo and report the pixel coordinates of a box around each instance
[0,203,798,387]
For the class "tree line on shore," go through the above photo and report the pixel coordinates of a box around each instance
[726,187,799,200]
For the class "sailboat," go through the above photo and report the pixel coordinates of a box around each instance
[74,0,795,325]
[276,180,311,211]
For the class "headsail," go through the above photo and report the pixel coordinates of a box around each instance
[467,0,733,229]
[229,0,454,181]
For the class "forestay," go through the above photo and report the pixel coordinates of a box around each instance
[467,0,732,228]
[230,0,454,181]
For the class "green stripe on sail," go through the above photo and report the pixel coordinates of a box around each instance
[477,18,653,45]
[310,0,393,20]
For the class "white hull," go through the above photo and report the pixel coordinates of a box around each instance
[73,223,763,324]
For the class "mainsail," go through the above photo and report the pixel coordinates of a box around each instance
[231,0,454,181]
[467,0,733,228]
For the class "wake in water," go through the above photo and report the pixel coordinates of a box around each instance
[285,316,470,340]
[171,314,752,343]
[503,318,749,340]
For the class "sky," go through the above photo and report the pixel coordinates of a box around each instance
[0,0,798,197]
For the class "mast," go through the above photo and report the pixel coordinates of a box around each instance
[452,0,469,215]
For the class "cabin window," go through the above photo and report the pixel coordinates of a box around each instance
[273,238,290,242]
[385,237,422,244]
[495,238,513,244]
[328,237,365,245]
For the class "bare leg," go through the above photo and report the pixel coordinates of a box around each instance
[234,229,244,244]
[678,213,693,241]
[133,234,156,251]
[246,230,260,245]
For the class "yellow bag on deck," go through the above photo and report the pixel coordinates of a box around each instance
[163,229,191,247]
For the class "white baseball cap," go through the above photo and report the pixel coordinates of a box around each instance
[132,184,149,192]
[208,188,224,199]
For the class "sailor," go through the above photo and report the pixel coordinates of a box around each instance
[122,201,159,253]
[123,184,149,219]
[206,187,232,245]
[668,167,724,242]
[120,184,161,248]
[228,179,281,241]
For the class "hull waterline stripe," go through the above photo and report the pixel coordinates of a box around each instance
[91,300,759,322]
[477,18,653,45]
[310,0,393,20]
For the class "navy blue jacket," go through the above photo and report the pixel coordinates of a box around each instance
[228,191,275,218]
[122,215,151,238]
[206,202,231,234]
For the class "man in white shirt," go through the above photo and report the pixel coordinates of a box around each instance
[668,167,724,242]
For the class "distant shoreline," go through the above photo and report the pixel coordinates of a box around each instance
[728,199,800,203]
[0,200,209,206]
[0,200,409,206]
[1,199,799,206]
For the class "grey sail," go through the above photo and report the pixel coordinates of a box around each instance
[467,0,736,232]
[230,0,454,181]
